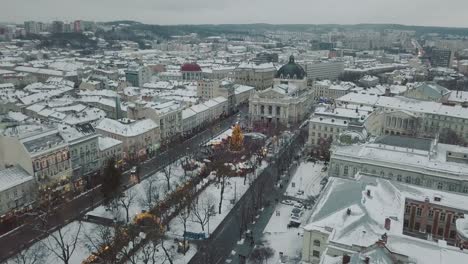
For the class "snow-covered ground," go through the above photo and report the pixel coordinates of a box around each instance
[260,203,309,263]
[87,159,199,223]
[168,176,251,237]
[205,128,233,146]
[7,221,101,264]
[285,161,326,200]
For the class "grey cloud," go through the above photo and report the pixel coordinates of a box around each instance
[1,0,467,27]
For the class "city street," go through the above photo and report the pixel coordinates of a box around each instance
[0,106,248,262]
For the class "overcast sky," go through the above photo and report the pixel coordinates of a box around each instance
[2,0,467,27]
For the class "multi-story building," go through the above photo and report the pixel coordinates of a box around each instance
[312,80,355,101]
[0,129,72,189]
[197,79,238,112]
[97,136,123,167]
[127,100,183,141]
[403,196,467,246]
[59,124,100,186]
[234,62,276,90]
[302,175,468,264]
[335,92,468,141]
[24,21,39,35]
[51,21,64,34]
[0,166,36,215]
[308,105,370,146]
[180,63,203,81]
[249,56,313,127]
[431,48,453,68]
[95,118,160,161]
[305,60,344,81]
[329,135,468,194]
[125,65,151,88]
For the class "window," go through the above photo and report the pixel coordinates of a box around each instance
[438,228,444,236]
[429,210,434,218]
[453,215,458,224]
[268,106,272,115]
[440,212,446,222]
[313,250,320,258]
[405,176,411,183]
[414,178,421,185]
[449,185,456,192]
[344,166,349,176]
[416,207,422,216]
[380,171,385,177]
[405,205,411,214]
[313,240,320,247]
[353,167,358,176]
[437,182,443,190]
[397,175,402,182]
[404,219,409,228]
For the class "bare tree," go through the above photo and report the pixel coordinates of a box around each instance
[8,243,48,264]
[162,164,173,192]
[82,224,119,264]
[177,205,191,255]
[191,192,216,233]
[40,221,83,264]
[139,177,160,211]
[114,189,137,224]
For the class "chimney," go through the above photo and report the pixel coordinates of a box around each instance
[385,218,391,230]
[364,257,370,264]
[347,208,351,216]
[342,254,351,264]
[367,189,371,197]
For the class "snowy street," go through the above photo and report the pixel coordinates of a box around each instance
[285,161,327,200]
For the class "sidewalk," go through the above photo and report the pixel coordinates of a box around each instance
[227,161,299,264]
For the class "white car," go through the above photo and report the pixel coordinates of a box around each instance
[281,200,295,206]
[293,202,304,210]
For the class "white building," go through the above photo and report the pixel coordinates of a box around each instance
[329,135,468,194]
[95,118,160,161]
[335,92,468,141]
[302,175,468,264]
[249,55,313,126]
[305,60,344,81]
[0,166,36,215]
[97,136,123,167]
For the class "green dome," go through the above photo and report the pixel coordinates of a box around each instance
[275,55,306,79]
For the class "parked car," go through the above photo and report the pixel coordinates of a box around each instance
[291,208,304,217]
[293,202,304,210]
[288,215,301,228]
[281,200,295,206]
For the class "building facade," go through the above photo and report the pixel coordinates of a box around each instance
[0,166,36,215]
[234,62,276,90]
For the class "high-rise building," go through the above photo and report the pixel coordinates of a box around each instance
[305,61,345,81]
[51,21,64,33]
[24,21,39,34]
[431,48,453,68]
[125,65,151,88]
[73,20,82,32]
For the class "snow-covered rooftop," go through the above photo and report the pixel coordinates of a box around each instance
[96,118,158,137]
